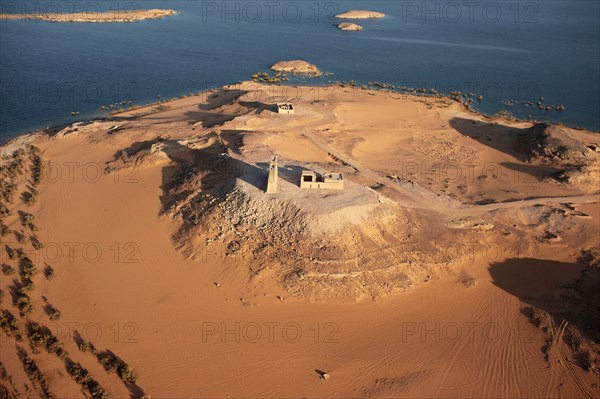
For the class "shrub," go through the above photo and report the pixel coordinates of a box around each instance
[6,246,18,260]
[6,246,27,260]
[16,295,34,316]
[66,360,92,384]
[0,181,16,203]
[0,223,10,236]
[1,264,15,275]
[16,232,26,245]
[17,347,51,398]
[44,266,55,280]
[97,351,138,383]
[0,202,10,217]
[18,278,35,293]
[0,310,21,340]
[78,339,96,353]
[47,305,61,321]
[24,192,37,206]
[27,323,67,358]
[32,237,43,250]
[22,214,38,231]
[98,353,119,374]
[20,261,38,279]
[65,359,108,399]
[118,365,138,383]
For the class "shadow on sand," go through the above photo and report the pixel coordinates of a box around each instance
[156,139,270,214]
[450,117,565,181]
[489,258,598,345]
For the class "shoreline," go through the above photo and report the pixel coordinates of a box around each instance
[1,80,594,149]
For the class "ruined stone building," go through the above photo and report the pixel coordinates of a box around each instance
[277,103,294,114]
[266,156,278,193]
[300,171,344,190]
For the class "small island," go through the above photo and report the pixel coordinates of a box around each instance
[270,60,321,76]
[335,10,385,19]
[337,22,364,31]
[0,9,180,22]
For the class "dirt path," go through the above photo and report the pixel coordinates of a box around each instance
[303,130,600,217]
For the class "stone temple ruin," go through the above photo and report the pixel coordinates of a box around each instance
[265,157,344,193]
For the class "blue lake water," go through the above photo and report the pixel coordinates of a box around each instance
[1,0,599,143]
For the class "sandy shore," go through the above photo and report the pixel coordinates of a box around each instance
[0,9,180,22]
[1,82,599,398]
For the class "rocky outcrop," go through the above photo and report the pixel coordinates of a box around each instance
[270,60,321,76]
[516,123,600,193]
[0,9,180,22]
[335,10,385,19]
[337,22,363,31]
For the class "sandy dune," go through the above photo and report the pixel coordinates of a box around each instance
[1,82,599,398]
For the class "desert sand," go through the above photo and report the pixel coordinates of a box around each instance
[335,10,386,19]
[337,23,363,31]
[0,9,180,23]
[1,82,599,398]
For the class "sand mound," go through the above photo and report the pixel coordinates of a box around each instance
[152,140,460,302]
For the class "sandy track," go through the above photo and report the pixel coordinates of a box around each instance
[302,130,599,217]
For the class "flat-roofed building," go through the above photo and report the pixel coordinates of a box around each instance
[277,103,294,114]
[300,170,344,190]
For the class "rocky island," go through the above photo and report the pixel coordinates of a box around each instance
[335,10,385,19]
[270,60,321,76]
[337,22,364,31]
[0,9,180,22]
